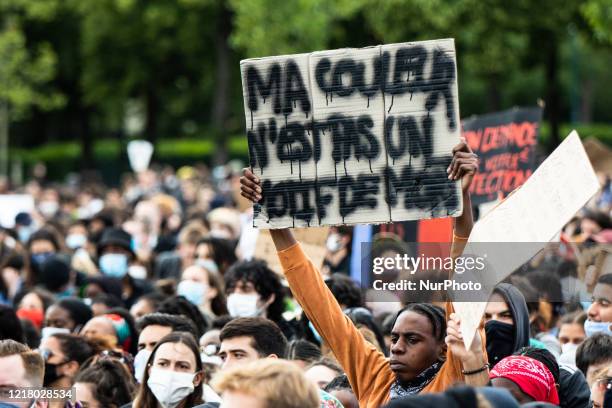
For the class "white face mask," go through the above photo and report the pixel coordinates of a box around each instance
[66,234,87,249]
[147,368,195,408]
[41,327,70,339]
[133,349,152,383]
[326,234,342,252]
[226,293,260,317]
[561,342,579,355]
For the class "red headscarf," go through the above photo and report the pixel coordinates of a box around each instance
[489,355,559,405]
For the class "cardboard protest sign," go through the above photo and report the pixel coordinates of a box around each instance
[254,227,329,274]
[241,39,462,229]
[462,107,542,205]
[455,131,600,350]
[127,140,154,173]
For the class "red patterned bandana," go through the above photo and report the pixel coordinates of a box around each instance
[489,355,559,404]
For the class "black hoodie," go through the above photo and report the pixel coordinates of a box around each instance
[486,283,531,366]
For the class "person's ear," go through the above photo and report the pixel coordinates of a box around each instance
[63,360,80,377]
[266,354,279,360]
[438,342,447,360]
[193,371,204,387]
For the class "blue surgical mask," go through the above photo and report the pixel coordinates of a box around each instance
[18,227,34,243]
[177,280,207,306]
[31,252,53,266]
[584,319,612,337]
[66,234,87,249]
[99,253,129,278]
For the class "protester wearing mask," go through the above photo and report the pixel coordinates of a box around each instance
[75,359,135,408]
[43,298,92,338]
[27,229,61,286]
[134,313,198,384]
[65,222,89,251]
[97,228,152,308]
[557,311,587,367]
[195,237,237,275]
[15,288,55,332]
[585,274,612,337]
[38,333,95,391]
[177,263,228,317]
[224,259,297,340]
[37,189,61,219]
[132,332,204,408]
[14,212,35,244]
[322,226,352,276]
[483,284,530,367]
[484,283,590,408]
[154,222,207,281]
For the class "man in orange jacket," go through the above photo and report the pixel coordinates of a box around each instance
[240,140,489,407]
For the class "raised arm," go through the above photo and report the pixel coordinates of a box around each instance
[240,168,393,403]
[448,138,478,257]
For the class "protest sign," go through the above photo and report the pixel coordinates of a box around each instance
[462,107,542,205]
[241,39,463,229]
[0,195,35,228]
[254,227,329,274]
[455,131,600,350]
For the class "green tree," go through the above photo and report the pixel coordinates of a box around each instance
[0,0,64,176]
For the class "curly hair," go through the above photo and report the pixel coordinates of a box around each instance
[224,259,286,323]
[325,274,362,309]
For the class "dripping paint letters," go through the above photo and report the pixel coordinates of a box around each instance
[240,39,463,228]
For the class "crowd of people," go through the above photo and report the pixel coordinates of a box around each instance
[0,140,610,408]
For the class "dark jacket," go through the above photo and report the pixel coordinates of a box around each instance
[558,363,591,408]
[494,283,531,352]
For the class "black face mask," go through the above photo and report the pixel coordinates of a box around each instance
[485,320,515,367]
[43,361,65,386]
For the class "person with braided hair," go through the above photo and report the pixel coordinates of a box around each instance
[239,140,489,407]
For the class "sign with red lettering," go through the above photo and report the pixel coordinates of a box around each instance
[462,107,542,205]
